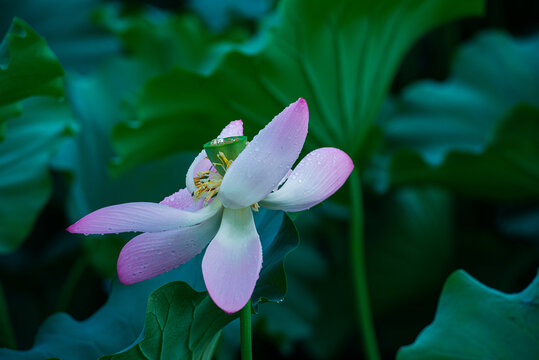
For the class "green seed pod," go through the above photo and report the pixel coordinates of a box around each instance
[203,136,247,176]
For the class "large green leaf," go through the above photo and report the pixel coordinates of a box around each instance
[100,282,235,360]
[397,269,539,360]
[388,104,539,201]
[0,17,64,138]
[111,0,484,172]
[379,31,539,200]
[0,97,75,253]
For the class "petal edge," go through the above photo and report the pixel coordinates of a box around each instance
[260,148,353,212]
[67,200,222,234]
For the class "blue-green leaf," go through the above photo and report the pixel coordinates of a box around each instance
[380,32,539,200]
[100,282,235,360]
[388,104,539,200]
[398,269,539,360]
[0,17,64,138]
[0,97,74,253]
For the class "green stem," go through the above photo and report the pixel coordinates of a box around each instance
[240,299,252,360]
[349,169,380,360]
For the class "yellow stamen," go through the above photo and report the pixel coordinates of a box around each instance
[192,153,232,204]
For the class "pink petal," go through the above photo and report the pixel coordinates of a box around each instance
[218,119,243,138]
[186,120,243,193]
[67,200,222,234]
[186,151,212,194]
[219,99,309,209]
[260,148,354,212]
[202,207,262,313]
[117,212,222,284]
[160,188,203,211]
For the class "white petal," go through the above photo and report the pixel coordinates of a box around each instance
[219,99,309,208]
[260,148,353,212]
[202,207,262,313]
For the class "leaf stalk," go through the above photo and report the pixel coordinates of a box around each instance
[350,169,380,360]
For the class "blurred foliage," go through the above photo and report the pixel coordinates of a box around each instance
[187,0,273,31]
[0,0,119,72]
[0,256,213,360]
[0,97,74,253]
[110,0,484,172]
[92,5,253,74]
[388,104,539,201]
[0,18,64,137]
[0,0,538,359]
[375,31,539,200]
[398,270,539,360]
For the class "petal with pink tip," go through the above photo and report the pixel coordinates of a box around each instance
[217,119,243,139]
[186,120,243,193]
[260,148,353,212]
[117,211,222,284]
[67,199,222,234]
[219,99,309,209]
[202,207,262,313]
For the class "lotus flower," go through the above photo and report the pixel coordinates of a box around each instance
[68,98,353,313]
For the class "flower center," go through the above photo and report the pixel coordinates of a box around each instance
[193,136,247,204]
[193,152,230,203]
[193,136,259,211]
